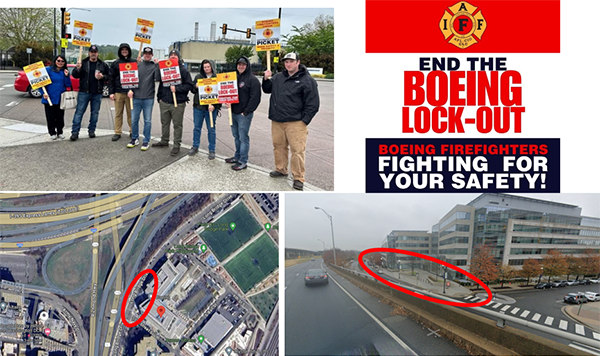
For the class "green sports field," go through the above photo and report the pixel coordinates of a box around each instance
[201,203,262,261]
[224,234,278,293]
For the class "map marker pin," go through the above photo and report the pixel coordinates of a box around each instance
[264,223,271,231]
[230,222,236,231]
[44,328,51,336]
[198,335,205,344]
[226,346,233,355]
[200,244,207,253]
[156,306,166,318]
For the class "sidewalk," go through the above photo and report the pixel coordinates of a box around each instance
[0,118,321,191]
[564,302,600,332]
[380,267,472,298]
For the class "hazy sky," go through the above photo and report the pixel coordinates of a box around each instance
[60,8,333,50]
[285,193,600,252]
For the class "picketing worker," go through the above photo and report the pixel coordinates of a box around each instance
[189,59,221,159]
[108,43,135,141]
[224,56,261,171]
[40,55,72,140]
[262,52,320,191]
[153,49,194,156]
[127,46,160,151]
[70,44,109,141]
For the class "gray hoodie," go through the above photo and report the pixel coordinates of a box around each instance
[133,59,160,99]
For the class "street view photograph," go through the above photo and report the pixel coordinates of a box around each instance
[285,193,600,355]
[0,8,334,191]
[0,192,279,356]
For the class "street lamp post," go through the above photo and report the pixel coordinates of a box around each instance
[315,207,337,266]
[317,239,326,257]
[537,267,544,284]
[443,265,447,294]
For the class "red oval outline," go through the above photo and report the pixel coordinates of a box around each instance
[358,248,492,307]
[121,269,159,327]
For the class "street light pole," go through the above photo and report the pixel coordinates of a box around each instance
[443,265,447,294]
[317,239,326,254]
[315,207,337,266]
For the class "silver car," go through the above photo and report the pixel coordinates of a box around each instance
[305,269,329,286]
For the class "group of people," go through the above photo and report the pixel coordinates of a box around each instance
[40,44,320,190]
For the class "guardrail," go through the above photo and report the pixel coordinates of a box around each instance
[332,265,600,351]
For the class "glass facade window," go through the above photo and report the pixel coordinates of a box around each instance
[439,248,468,255]
[396,243,430,248]
[439,236,469,246]
[508,259,525,266]
[513,224,600,237]
[440,211,472,230]
[511,236,600,245]
[509,248,599,255]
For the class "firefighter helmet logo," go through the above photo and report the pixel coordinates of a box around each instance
[125,63,132,70]
[204,86,213,94]
[263,28,273,38]
[79,28,87,37]
[165,60,172,67]
[141,26,148,34]
[33,70,42,78]
[439,1,486,49]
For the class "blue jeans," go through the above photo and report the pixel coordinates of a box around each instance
[231,112,253,165]
[71,92,102,134]
[192,107,217,151]
[131,98,154,143]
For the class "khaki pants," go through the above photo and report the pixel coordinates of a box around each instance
[272,120,308,182]
[159,101,186,147]
[114,92,132,135]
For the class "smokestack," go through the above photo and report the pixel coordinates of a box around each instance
[194,22,199,40]
[210,21,216,41]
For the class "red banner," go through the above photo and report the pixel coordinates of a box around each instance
[366,0,560,53]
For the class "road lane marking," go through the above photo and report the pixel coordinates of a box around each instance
[544,316,554,325]
[520,310,530,318]
[0,88,4,91]
[593,332,600,340]
[492,303,502,309]
[3,84,14,87]
[510,307,520,315]
[532,313,541,322]
[500,305,510,312]
[6,101,19,106]
[559,320,568,330]
[328,273,418,356]
[575,324,585,335]
[464,295,474,300]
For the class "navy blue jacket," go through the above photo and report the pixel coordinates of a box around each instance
[39,66,72,105]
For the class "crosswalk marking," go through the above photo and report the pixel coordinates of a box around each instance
[544,316,554,325]
[464,295,474,300]
[492,303,502,309]
[500,305,511,312]
[532,313,541,322]
[559,320,568,330]
[520,310,530,318]
[575,324,585,335]
[593,332,600,340]
[510,307,520,315]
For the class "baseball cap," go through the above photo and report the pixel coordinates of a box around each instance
[283,52,299,61]
[237,58,247,64]
[89,45,99,52]
[143,47,153,54]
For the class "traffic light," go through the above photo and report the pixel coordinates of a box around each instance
[64,12,71,25]
[222,24,227,35]
[246,28,252,39]
[65,33,72,39]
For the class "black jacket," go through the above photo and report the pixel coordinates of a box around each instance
[72,57,109,94]
[109,43,135,94]
[231,56,261,116]
[191,59,222,111]
[262,64,320,125]
[157,53,193,105]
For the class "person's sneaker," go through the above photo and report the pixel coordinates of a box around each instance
[112,134,121,141]
[232,163,247,170]
[50,135,57,140]
[208,151,216,160]
[141,142,149,151]
[188,147,199,156]
[89,131,96,138]
[152,141,169,148]
[293,180,304,191]
[225,157,238,164]
[70,133,78,141]
[58,134,65,139]
[269,170,287,178]
[170,147,180,156]
[127,139,139,148]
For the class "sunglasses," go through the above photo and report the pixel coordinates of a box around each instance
[56,59,65,62]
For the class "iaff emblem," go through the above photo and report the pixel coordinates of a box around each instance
[439,1,486,49]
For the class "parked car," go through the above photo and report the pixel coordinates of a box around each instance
[378,269,384,274]
[534,282,552,289]
[14,64,110,98]
[305,269,328,286]
[311,258,315,261]
[584,292,600,302]
[589,278,600,284]
[571,280,583,286]
[565,280,576,286]
[550,281,567,287]
[579,279,592,285]
[564,293,588,304]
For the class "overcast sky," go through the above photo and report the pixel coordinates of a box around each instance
[59,8,333,50]
[285,193,600,252]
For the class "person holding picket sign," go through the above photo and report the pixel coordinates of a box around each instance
[40,55,72,140]
[224,56,261,171]
[190,59,221,159]
[109,43,135,141]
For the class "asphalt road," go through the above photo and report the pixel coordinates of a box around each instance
[285,259,467,356]
[0,71,334,190]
